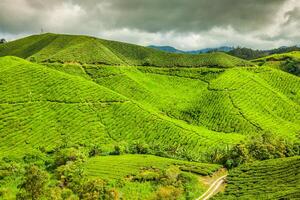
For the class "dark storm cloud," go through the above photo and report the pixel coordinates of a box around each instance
[98,0,285,32]
[0,0,299,49]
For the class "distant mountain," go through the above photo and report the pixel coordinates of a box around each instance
[149,45,300,60]
[148,45,234,54]
[148,45,185,53]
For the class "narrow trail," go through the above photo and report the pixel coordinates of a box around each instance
[196,175,227,200]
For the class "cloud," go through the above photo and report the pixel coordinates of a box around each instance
[0,0,299,49]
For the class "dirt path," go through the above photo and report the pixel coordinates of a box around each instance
[196,175,227,200]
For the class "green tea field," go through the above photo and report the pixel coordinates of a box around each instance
[85,154,222,199]
[0,33,299,199]
[214,156,300,199]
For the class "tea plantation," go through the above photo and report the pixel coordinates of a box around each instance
[0,33,299,199]
[85,155,222,199]
[214,156,300,199]
[0,33,253,68]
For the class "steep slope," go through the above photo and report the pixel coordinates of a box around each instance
[0,33,253,68]
[252,51,300,76]
[214,156,300,199]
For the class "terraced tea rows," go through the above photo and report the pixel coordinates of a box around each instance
[215,156,300,199]
[0,56,244,160]
[85,65,300,140]
[85,154,221,179]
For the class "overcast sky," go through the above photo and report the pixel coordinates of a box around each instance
[1,0,300,50]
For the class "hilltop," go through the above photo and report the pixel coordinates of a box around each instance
[0,33,253,68]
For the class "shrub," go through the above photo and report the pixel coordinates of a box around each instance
[55,161,86,191]
[130,142,150,154]
[88,145,102,157]
[222,133,300,168]
[53,147,87,167]
[80,179,119,200]
[154,185,183,200]
[16,165,49,200]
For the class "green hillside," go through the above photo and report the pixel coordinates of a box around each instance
[0,55,299,161]
[0,33,300,199]
[84,65,300,137]
[0,56,244,160]
[215,156,300,199]
[252,51,300,76]
[0,33,253,68]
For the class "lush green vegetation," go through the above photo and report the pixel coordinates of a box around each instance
[0,145,221,199]
[253,51,300,76]
[228,46,300,60]
[0,55,299,163]
[214,156,300,199]
[0,33,253,68]
[85,154,220,179]
[85,154,221,199]
[0,33,299,199]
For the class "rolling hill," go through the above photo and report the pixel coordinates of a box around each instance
[214,156,300,199]
[0,34,299,162]
[0,33,252,68]
[0,33,299,199]
[0,56,246,160]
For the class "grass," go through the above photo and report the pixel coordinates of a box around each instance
[214,156,300,199]
[0,33,254,68]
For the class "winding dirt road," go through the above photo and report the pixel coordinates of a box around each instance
[196,175,227,200]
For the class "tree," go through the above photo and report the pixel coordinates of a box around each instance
[53,147,87,167]
[0,38,6,44]
[81,179,119,200]
[17,165,49,200]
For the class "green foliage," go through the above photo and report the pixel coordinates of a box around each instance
[0,56,299,164]
[154,185,183,200]
[85,154,220,180]
[53,147,87,167]
[253,51,300,76]
[228,47,300,60]
[221,134,300,168]
[0,39,6,44]
[215,156,300,199]
[16,165,49,200]
[0,33,299,199]
[55,160,86,192]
